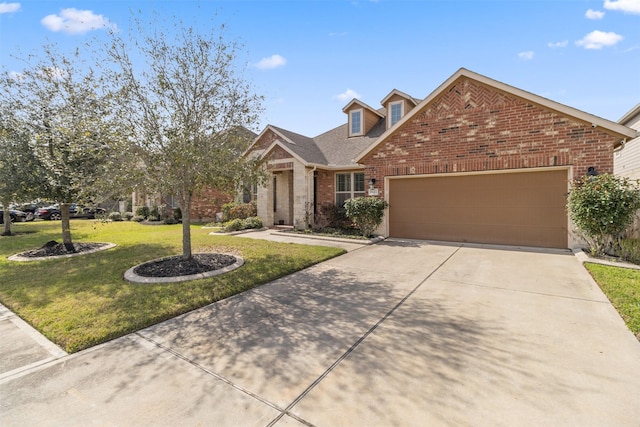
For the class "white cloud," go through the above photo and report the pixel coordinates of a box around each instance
[334,89,360,102]
[548,40,569,48]
[254,54,287,70]
[518,51,535,60]
[40,67,68,80]
[9,71,24,80]
[576,30,624,49]
[604,0,640,14]
[585,9,605,19]
[41,8,115,34]
[0,2,20,13]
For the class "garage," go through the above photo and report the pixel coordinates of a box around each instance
[388,168,569,248]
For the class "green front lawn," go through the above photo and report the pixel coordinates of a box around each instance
[585,263,640,338]
[0,221,344,353]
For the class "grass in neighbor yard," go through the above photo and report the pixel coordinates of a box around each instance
[0,221,344,353]
[585,263,640,338]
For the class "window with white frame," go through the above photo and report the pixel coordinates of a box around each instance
[335,172,365,207]
[349,109,363,136]
[389,101,403,127]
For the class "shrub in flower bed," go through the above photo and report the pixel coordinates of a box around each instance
[222,216,263,232]
[619,238,640,265]
[108,212,123,222]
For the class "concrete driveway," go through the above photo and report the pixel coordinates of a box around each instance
[1,238,639,426]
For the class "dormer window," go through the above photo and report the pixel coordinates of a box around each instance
[350,109,363,136]
[389,101,403,127]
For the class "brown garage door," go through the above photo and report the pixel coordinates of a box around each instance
[388,169,568,248]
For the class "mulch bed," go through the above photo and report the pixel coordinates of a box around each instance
[19,241,107,258]
[133,253,237,278]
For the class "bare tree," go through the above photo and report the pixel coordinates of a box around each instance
[105,14,263,259]
[1,45,125,249]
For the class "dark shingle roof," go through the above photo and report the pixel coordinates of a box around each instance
[269,125,328,164]
[260,108,389,167]
[313,118,387,166]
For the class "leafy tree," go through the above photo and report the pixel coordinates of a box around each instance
[105,14,263,259]
[344,197,389,237]
[567,173,640,256]
[1,45,125,249]
[0,108,44,235]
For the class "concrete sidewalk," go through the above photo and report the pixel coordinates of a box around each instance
[1,238,639,426]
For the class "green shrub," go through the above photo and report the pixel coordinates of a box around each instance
[344,197,389,237]
[316,202,349,229]
[221,201,257,221]
[135,206,150,219]
[174,207,182,221]
[619,239,640,265]
[123,212,134,221]
[108,212,123,222]
[131,215,145,222]
[567,174,640,256]
[149,205,160,221]
[242,216,263,229]
[221,216,263,232]
[222,218,244,232]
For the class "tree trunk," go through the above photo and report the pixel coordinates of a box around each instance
[181,194,192,260]
[2,199,12,236]
[60,203,74,252]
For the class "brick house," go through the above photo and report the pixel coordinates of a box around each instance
[246,68,636,249]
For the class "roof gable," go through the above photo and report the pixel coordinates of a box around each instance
[245,125,327,165]
[380,89,419,107]
[356,68,636,162]
[342,99,385,118]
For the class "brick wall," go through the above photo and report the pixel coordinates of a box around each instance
[361,77,619,197]
[315,170,335,206]
[190,188,232,222]
[253,129,278,150]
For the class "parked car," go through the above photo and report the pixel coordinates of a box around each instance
[17,202,53,215]
[35,205,106,220]
[0,209,30,223]
[35,206,62,220]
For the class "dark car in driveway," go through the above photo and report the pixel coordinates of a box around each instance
[35,205,106,220]
[0,209,31,223]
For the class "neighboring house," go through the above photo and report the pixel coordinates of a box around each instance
[614,103,640,180]
[132,127,257,222]
[246,68,636,249]
[614,103,640,238]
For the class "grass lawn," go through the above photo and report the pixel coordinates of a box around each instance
[0,220,344,353]
[585,263,640,338]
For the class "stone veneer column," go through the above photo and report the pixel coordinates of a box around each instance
[257,171,274,227]
[292,161,309,229]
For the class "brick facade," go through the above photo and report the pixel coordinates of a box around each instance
[190,188,232,222]
[315,170,335,206]
[361,77,619,197]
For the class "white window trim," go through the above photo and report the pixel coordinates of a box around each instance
[335,172,366,206]
[349,108,364,137]
[388,100,404,128]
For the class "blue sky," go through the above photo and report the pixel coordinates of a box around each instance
[1,0,639,136]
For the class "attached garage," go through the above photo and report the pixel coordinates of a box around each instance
[388,168,569,249]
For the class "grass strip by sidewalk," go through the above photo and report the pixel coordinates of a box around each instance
[585,263,640,338]
[0,221,344,353]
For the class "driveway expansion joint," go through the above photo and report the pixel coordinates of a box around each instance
[266,244,464,426]
[133,332,286,414]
